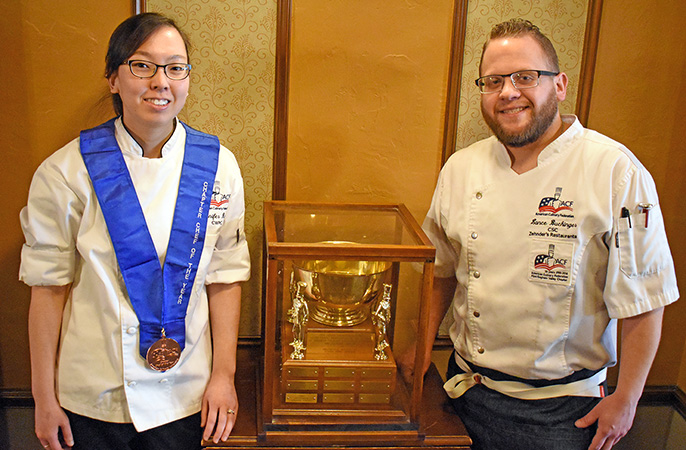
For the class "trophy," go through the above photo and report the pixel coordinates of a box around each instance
[263,202,435,439]
[282,256,396,406]
[291,257,391,326]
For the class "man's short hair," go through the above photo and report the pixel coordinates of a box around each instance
[479,18,560,75]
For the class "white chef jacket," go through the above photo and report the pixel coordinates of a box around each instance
[20,117,251,431]
[423,115,678,382]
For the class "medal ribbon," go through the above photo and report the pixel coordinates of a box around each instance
[80,118,219,360]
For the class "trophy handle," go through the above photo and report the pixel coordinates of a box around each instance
[372,284,393,360]
[288,280,309,360]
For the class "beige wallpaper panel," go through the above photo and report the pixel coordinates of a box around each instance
[146,0,277,336]
[455,0,590,150]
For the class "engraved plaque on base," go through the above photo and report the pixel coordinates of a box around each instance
[281,319,396,405]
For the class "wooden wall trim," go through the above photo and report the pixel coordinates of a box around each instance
[575,0,604,127]
[3,383,685,413]
[441,0,468,166]
[272,0,292,201]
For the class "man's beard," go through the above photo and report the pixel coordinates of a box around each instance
[482,90,559,148]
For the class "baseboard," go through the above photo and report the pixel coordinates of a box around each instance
[3,383,685,417]
[0,389,33,408]
[637,385,686,418]
[0,339,263,408]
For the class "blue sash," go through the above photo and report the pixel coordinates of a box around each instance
[80,118,219,361]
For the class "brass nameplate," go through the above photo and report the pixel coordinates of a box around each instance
[323,393,355,403]
[285,393,318,403]
[287,367,319,378]
[359,393,390,404]
[361,368,394,378]
[323,381,355,391]
[325,367,356,378]
[360,381,392,392]
[307,330,375,361]
[287,380,319,391]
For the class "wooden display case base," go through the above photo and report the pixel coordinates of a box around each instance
[280,320,397,410]
[203,346,472,449]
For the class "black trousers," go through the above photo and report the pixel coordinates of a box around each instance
[447,353,602,450]
[65,410,202,450]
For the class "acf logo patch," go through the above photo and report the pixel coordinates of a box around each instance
[529,241,573,286]
[538,187,573,214]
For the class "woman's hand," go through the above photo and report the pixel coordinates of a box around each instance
[35,397,73,449]
[201,374,238,443]
[29,285,73,448]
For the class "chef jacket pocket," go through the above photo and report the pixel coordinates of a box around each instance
[617,212,668,278]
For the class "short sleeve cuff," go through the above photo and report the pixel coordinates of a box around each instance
[204,241,251,285]
[606,277,679,319]
[19,245,76,286]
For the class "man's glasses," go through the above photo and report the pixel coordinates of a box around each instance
[122,60,192,80]
[475,70,559,94]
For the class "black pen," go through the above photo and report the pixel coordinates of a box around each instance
[621,207,631,228]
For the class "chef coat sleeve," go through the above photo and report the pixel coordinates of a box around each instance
[603,160,679,319]
[204,149,251,284]
[19,150,82,286]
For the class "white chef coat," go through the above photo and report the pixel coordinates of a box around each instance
[423,115,678,382]
[20,117,251,431]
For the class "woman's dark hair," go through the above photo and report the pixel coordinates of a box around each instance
[105,13,191,116]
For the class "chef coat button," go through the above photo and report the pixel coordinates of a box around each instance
[159,378,169,384]
[476,192,483,200]
[473,311,480,318]
[473,271,481,279]
[471,232,478,239]
[477,347,485,354]
[126,326,137,334]
[127,381,137,387]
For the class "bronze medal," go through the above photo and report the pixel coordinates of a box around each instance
[146,337,181,372]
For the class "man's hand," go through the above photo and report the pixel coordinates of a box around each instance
[575,392,636,450]
[395,345,421,385]
[576,307,665,450]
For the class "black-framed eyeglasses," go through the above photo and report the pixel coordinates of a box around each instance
[122,60,192,80]
[475,70,559,94]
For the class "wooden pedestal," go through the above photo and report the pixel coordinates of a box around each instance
[203,346,472,449]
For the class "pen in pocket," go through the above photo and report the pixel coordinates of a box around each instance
[621,207,632,228]
[638,203,653,227]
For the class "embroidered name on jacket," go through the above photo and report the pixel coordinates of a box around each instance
[529,187,578,240]
[208,181,231,226]
[527,187,576,286]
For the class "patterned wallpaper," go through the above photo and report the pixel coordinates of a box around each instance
[142,0,590,337]
[455,0,590,150]
[146,0,277,336]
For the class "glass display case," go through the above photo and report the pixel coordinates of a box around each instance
[261,201,435,443]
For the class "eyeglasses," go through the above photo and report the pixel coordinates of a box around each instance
[475,70,559,94]
[122,60,192,80]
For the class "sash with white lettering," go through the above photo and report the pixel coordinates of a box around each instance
[80,118,219,371]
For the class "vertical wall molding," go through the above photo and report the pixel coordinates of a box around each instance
[272,0,292,200]
[576,0,604,126]
[441,0,468,166]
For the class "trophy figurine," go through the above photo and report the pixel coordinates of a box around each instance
[287,280,309,360]
[372,284,392,360]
